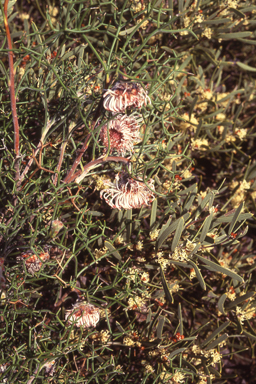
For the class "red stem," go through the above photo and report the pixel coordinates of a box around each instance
[4,0,20,175]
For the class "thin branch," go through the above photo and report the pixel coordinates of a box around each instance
[17,119,56,189]
[63,74,113,184]
[75,155,131,184]
[4,0,20,179]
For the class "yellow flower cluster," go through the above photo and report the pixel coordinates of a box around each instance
[191,138,209,151]
[230,179,251,208]
[179,113,198,131]
[127,295,146,310]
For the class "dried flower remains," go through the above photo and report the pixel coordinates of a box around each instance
[65,301,100,328]
[103,81,151,113]
[17,250,50,275]
[100,114,142,155]
[100,172,155,210]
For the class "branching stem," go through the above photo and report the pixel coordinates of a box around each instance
[4,0,20,179]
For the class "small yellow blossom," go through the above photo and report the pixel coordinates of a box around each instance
[189,268,197,280]
[236,305,255,324]
[180,30,189,36]
[137,256,146,262]
[226,288,236,301]
[183,16,190,28]
[235,128,247,140]
[192,345,201,354]
[172,371,186,383]
[183,169,192,179]
[246,257,255,265]
[127,296,146,310]
[227,0,238,8]
[150,229,160,241]
[216,113,226,121]
[180,113,198,131]
[19,13,30,20]
[240,180,251,191]
[199,190,207,199]
[123,337,135,346]
[140,272,150,283]
[191,138,209,151]
[99,330,110,343]
[114,235,124,245]
[216,93,230,107]
[94,247,108,261]
[137,18,149,30]
[158,256,170,271]
[170,247,188,262]
[203,89,213,100]
[185,240,197,253]
[136,241,144,251]
[195,14,204,23]
[225,133,236,143]
[202,28,212,39]
[169,283,180,293]
[127,267,137,282]
[144,364,154,374]
[131,0,145,13]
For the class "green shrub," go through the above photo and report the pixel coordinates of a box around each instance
[0,0,255,383]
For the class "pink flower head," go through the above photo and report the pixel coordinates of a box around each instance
[100,173,155,210]
[65,301,100,328]
[103,81,151,113]
[17,250,50,275]
[100,114,142,155]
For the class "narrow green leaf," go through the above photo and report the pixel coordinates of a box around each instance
[201,321,230,348]
[197,256,244,283]
[208,366,221,378]
[104,241,122,262]
[214,212,252,225]
[157,219,179,249]
[150,198,157,228]
[146,308,152,324]
[228,202,244,235]
[116,321,125,334]
[156,316,165,339]
[226,291,255,310]
[205,334,228,351]
[168,260,191,268]
[171,217,185,251]
[183,184,198,211]
[126,209,132,242]
[243,330,256,342]
[200,213,213,243]
[195,192,215,219]
[160,266,173,305]
[178,303,183,336]
[119,25,138,36]
[182,359,198,374]
[217,294,227,315]
[237,62,256,72]
[218,32,252,39]
[188,260,206,290]
[169,347,187,359]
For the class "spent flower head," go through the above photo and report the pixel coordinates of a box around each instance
[100,114,142,155]
[65,301,100,328]
[100,172,155,210]
[103,81,151,113]
[17,250,50,275]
